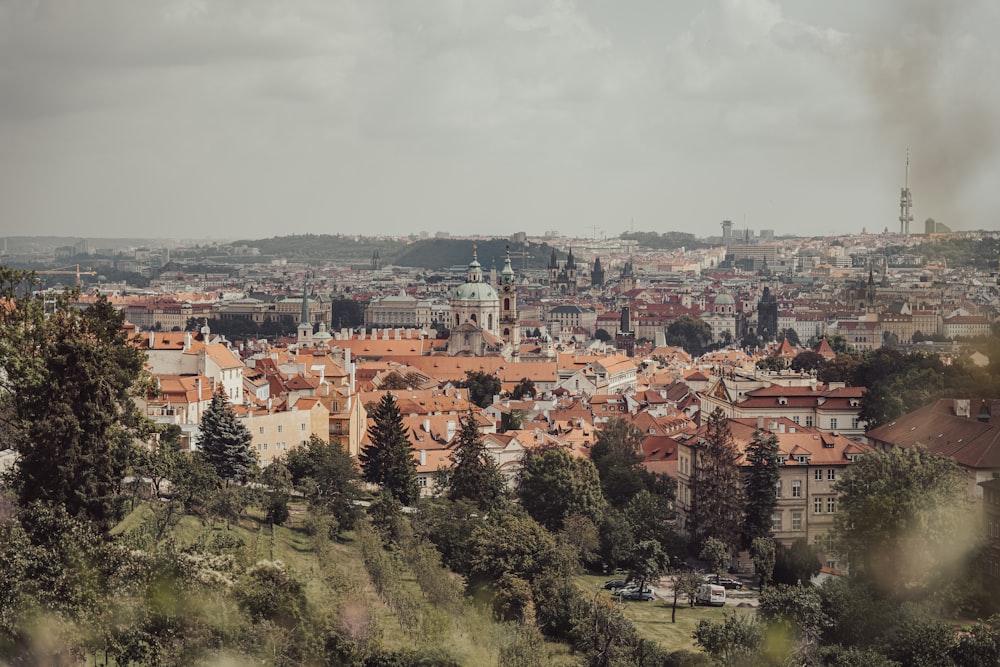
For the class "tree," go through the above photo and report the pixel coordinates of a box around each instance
[0,272,153,534]
[831,445,971,598]
[693,612,764,667]
[741,429,780,548]
[198,388,257,485]
[700,537,731,577]
[773,538,821,586]
[517,447,605,532]
[330,297,365,328]
[777,328,801,346]
[751,537,777,591]
[510,378,536,400]
[630,540,669,593]
[590,417,651,508]
[468,510,565,584]
[758,583,825,643]
[669,570,704,622]
[359,393,420,505]
[594,328,612,342]
[284,434,362,530]
[689,408,744,548]
[458,370,502,408]
[665,315,713,357]
[499,409,525,433]
[444,409,506,511]
[790,350,824,373]
[817,353,861,385]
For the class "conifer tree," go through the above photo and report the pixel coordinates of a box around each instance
[198,388,256,484]
[445,409,506,511]
[360,392,419,505]
[742,428,780,547]
[689,408,744,549]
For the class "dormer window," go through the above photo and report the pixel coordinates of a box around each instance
[777,455,788,466]
[778,397,788,406]
[796,455,811,464]
[849,399,860,407]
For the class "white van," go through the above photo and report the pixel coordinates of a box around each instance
[696,584,726,607]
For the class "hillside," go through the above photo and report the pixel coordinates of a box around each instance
[390,238,564,271]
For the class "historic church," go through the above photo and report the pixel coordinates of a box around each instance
[446,248,519,360]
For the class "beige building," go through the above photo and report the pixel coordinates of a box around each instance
[674,417,869,564]
[239,397,330,466]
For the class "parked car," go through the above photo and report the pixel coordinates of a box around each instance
[603,579,627,590]
[617,587,655,601]
[704,574,743,590]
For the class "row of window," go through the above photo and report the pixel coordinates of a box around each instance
[773,501,837,532]
[786,416,862,430]
[776,472,839,498]
[258,423,308,435]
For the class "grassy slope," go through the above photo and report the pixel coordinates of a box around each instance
[117,505,577,664]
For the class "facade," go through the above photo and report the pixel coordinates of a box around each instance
[447,249,506,357]
[699,378,867,441]
[549,247,578,295]
[674,417,869,555]
[547,304,597,338]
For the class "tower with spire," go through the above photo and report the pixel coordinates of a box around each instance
[899,149,913,235]
[548,246,578,295]
[499,246,520,359]
[297,277,313,347]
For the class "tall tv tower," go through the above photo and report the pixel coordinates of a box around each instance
[899,149,913,235]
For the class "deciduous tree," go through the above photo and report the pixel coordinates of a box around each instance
[516,447,605,532]
[0,271,153,533]
[832,445,972,597]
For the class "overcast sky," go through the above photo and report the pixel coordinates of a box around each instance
[1,0,998,241]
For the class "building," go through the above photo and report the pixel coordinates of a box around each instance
[674,417,870,556]
[447,249,507,358]
[549,247,578,295]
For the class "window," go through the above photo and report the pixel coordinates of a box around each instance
[775,480,782,498]
[805,416,814,427]
[830,418,838,430]
[828,468,836,481]
[259,426,264,434]
[772,512,782,531]
[827,498,836,513]
[261,443,268,451]
[792,480,802,498]
[792,512,802,531]
[300,423,306,431]
[814,469,823,481]
[418,477,427,488]
[792,416,800,424]
[814,497,823,514]
[851,418,860,430]
[277,425,283,433]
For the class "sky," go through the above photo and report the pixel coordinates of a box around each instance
[1,0,998,241]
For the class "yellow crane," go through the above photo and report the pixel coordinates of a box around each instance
[36,264,97,287]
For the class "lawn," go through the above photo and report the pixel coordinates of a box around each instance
[576,574,755,654]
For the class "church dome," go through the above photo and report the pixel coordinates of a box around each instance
[452,282,499,302]
[714,292,735,306]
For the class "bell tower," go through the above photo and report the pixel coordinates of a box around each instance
[499,246,520,359]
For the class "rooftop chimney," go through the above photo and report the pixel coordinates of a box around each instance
[419,449,426,467]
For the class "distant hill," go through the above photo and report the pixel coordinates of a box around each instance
[390,238,564,271]
[235,234,408,263]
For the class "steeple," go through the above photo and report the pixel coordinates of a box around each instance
[549,248,558,269]
[467,245,483,283]
[500,246,515,285]
[299,277,310,326]
[566,247,576,270]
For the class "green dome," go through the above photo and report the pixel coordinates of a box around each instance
[714,292,735,306]
[452,282,499,301]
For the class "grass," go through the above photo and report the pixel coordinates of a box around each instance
[576,574,755,654]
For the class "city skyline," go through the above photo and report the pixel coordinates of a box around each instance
[2,0,998,240]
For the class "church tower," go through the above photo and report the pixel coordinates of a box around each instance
[565,247,576,283]
[499,247,520,360]
[297,278,313,347]
[591,256,605,288]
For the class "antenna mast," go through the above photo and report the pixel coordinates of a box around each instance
[898,149,912,235]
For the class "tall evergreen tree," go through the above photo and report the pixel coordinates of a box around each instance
[689,408,744,549]
[359,393,419,505]
[742,428,780,547]
[445,409,506,511]
[0,271,153,534]
[198,388,256,484]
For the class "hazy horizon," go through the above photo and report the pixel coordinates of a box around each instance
[2,1,998,240]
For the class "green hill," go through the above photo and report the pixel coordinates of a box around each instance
[390,238,563,271]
